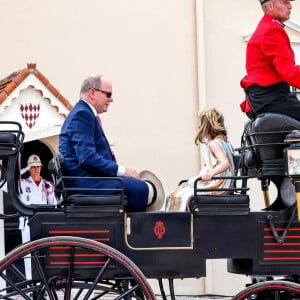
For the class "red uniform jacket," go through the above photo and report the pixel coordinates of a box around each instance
[241,14,300,89]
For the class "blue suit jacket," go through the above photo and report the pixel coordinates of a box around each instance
[59,100,118,178]
[59,100,149,211]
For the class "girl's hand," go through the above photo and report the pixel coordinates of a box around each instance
[201,172,213,181]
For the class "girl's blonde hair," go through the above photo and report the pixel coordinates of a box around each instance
[195,108,227,145]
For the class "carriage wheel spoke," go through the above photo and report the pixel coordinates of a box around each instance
[92,291,109,299]
[33,250,55,300]
[64,246,75,300]
[9,263,26,282]
[83,258,112,300]
[115,284,140,300]
[73,287,84,300]
[0,272,31,300]
[0,237,155,300]
[91,281,119,300]
[92,289,111,300]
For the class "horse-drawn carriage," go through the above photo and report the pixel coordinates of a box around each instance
[1,113,300,299]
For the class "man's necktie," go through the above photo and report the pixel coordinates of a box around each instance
[96,115,117,162]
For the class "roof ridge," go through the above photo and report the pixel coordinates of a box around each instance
[0,63,73,112]
[0,70,21,85]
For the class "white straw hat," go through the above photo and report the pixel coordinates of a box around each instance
[139,170,165,212]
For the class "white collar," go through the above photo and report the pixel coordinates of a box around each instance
[81,99,97,116]
[29,176,43,183]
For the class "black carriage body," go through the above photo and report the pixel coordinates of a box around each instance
[28,205,300,280]
[29,210,205,280]
[4,114,300,299]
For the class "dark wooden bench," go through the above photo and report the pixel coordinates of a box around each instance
[48,153,128,214]
[188,176,250,216]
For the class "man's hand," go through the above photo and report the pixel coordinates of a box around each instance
[124,168,140,179]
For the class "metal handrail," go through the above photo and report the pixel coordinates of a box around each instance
[194,176,249,196]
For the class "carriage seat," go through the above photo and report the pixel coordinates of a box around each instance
[49,154,127,209]
[0,133,19,157]
[189,194,250,215]
[66,194,126,206]
[246,113,300,161]
[243,113,300,176]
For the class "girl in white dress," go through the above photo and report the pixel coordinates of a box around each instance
[165,108,235,212]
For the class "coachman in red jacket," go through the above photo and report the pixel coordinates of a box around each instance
[240,0,300,121]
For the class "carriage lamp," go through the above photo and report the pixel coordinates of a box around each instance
[285,131,300,221]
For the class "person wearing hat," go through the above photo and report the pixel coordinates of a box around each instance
[59,75,164,212]
[20,154,56,206]
[18,154,56,279]
[240,0,300,121]
[19,154,56,239]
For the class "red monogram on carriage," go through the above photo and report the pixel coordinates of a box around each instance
[20,103,40,128]
[154,221,166,239]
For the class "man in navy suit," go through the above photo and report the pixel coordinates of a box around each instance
[59,75,149,211]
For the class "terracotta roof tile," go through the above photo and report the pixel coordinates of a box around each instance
[3,81,18,95]
[58,94,73,110]
[33,69,49,86]
[0,73,19,92]
[47,83,59,97]
[0,92,7,103]
[0,78,13,89]
[12,69,30,86]
[0,71,19,86]
[0,63,72,112]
